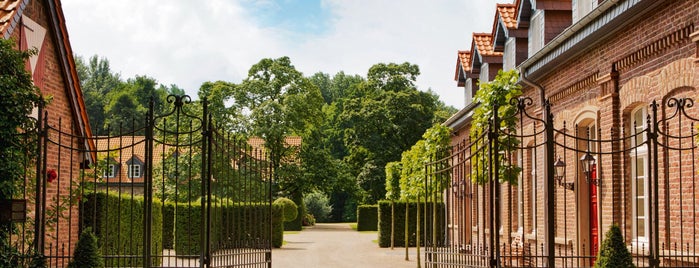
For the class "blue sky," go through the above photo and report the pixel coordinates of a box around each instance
[241,0,332,36]
[61,0,499,109]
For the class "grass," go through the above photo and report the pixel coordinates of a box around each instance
[349,223,358,230]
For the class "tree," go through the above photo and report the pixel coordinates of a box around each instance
[231,57,324,195]
[67,228,103,268]
[340,62,439,203]
[0,38,43,267]
[74,55,122,135]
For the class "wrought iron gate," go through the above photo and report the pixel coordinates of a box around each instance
[3,94,273,267]
[425,97,699,267]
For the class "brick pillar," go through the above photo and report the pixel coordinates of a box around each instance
[597,69,622,230]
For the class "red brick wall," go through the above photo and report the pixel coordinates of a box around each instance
[9,0,83,263]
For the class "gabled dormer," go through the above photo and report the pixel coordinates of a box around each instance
[455,51,476,105]
[518,0,572,56]
[472,33,503,84]
[493,2,529,71]
[126,156,144,179]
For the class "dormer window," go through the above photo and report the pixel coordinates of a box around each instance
[126,156,144,178]
[102,158,119,178]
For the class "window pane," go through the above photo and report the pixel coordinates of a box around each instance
[636,158,644,176]
[636,198,645,216]
[636,220,645,237]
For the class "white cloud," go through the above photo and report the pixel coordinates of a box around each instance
[62,0,499,108]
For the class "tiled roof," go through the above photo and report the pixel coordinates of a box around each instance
[458,50,471,72]
[473,33,502,57]
[0,0,22,37]
[497,4,518,30]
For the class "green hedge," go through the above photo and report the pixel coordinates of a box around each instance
[175,201,283,255]
[356,205,378,231]
[81,192,163,267]
[377,200,445,248]
[162,202,175,249]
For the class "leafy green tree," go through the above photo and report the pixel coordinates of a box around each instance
[74,55,122,135]
[303,191,333,222]
[469,69,522,185]
[0,37,43,268]
[231,57,324,195]
[340,62,439,203]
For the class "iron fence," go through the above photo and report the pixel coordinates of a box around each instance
[425,97,699,267]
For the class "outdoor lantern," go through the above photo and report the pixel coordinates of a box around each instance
[553,157,566,183]
[554,157,574,191]
[580,150,597,185]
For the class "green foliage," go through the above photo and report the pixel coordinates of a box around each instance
[385,162,402,200]
[594,224,635,268]
[377,201,445,247]
[272,203,284,248]
[398,124,452,201]
[174,201,280,253]
[67,228,103,268]
[273,198,298,222]
[302,213,316,226]
[0,38,42,201]
[469,69,522,185]
[81,192,162,267]
[356,205,378,231]
[162,202,175,249]
[303,191,333,223]
[284,192,305,231]
[74,55,122,135]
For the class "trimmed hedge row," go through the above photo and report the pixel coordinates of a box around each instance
[356,205,378,231]
[174,202,284,255]
[162,202,175,249]
[377,200,445,248]
[81,192,163,267]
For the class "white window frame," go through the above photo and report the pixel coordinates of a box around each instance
[630,106,649,243]
[103,164,116,178]
[128,164,142,178]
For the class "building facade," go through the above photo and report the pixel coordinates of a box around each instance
[441,0,699,266]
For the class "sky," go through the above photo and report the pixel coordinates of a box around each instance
[61,0,500,109]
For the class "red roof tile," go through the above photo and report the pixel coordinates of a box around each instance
[0,0,22,36]
[473,33,502,57]
[458,50,471,72]
[497,4,518,30]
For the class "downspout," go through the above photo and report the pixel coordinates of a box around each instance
[518,66,545,107]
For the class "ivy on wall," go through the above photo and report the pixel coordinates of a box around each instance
[469,69,522,185]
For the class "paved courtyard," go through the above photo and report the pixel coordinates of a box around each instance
[273,223,420,268]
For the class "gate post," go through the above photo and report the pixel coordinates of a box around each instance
[489,102,501,268]
[202,97,211,267]
[543,100,555,267]
[648,101,660,268]
[144,97,155,267]
[34,102,46,257]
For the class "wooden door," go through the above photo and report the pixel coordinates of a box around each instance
[589,164,599,265]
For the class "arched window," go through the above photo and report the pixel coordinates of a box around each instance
[630,106,649,242]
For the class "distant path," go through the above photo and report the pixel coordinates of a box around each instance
[272,223,419,268]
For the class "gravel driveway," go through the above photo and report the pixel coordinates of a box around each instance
[272,223,420,268]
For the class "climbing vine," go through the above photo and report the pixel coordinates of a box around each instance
[469,69,522,185]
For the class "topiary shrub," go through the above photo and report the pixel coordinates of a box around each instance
[67,227,103,268]
[356,205,378,231]
[594,224,635,268]
[273,198,298,222]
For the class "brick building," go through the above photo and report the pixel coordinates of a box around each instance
[443,0,698,266]
[1,0,93,263]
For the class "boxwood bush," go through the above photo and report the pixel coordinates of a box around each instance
[356,205,378,231]
[377,200,445,248]
[81,192,163,267]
